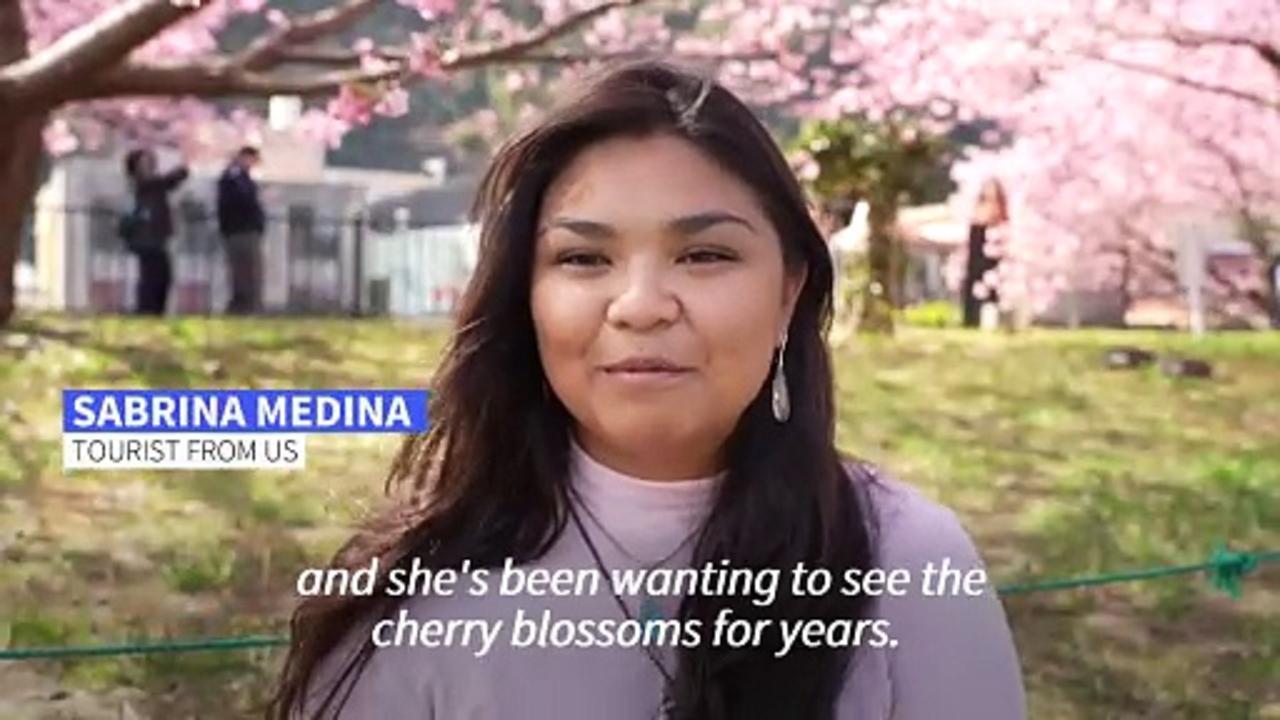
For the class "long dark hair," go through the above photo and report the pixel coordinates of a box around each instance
[269,59,877,720]
[124,148,152,184]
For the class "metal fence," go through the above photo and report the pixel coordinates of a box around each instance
[17,204,478,319]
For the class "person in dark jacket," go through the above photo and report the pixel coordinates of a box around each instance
[217,146,266,314]
[124,148,189,315]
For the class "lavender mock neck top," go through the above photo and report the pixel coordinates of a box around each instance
[307,441,1026,719]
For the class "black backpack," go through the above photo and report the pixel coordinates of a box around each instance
[116,205,149,252]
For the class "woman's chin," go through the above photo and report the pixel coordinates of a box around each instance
[594,416,704,453]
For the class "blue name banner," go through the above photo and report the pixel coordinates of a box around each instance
[63,389,429,433]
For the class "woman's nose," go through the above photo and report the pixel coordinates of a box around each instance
[604,261,680,331]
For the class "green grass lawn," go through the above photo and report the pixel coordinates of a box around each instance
[1,314,1277,719]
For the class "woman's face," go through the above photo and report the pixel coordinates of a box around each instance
[531,134,805,479]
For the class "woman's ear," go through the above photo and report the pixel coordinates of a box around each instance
[779,263,808,340]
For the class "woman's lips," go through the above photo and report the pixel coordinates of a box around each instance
[600,357,694,385]
[602,357,692,373]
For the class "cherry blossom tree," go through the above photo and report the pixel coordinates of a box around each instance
[3,0,1276,327]
[677,0,1279,325]
[838,0,1280,325]
[0,0,781,325]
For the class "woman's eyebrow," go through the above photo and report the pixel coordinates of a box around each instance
[540,218,615,239]
[667,211,757,236]
[540,211,757,239]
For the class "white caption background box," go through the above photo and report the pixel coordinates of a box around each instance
[62,433,307,470]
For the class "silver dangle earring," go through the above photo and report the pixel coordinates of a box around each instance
[771,331,791,423]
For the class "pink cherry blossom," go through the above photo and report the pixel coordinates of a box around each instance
[12,0,1277,322]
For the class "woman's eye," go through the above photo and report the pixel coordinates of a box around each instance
[556,251,609,267]
[679,249,736,264]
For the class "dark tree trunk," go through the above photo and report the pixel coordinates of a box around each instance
[1118,239,1134,318]
[0,0,48,325]
[0,0,46,326]
[860,201,897,334]
[1265,256,1280,328]
[1238,210,1280,329]
[0,111,47,326]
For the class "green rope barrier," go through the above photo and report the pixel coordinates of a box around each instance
[997,546,1280,598]
[2,546,1276,662]
[0,635,286,661]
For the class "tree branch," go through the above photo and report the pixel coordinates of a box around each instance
[274,46,409,66]
[1083,51,1280,112]
[443,0,653,69]
[265,46,771,72]
[0,0,201,104]
[1170,111,1270,214]
[1257,44,1280,77]
[69,60,407,101]
[237,0,381,71]
[508,49,777,65]
[1104,25,1280,78]
[64,0,659,102]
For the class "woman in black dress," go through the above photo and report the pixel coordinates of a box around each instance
[123,149,189,315]
[962,179,1008,328]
